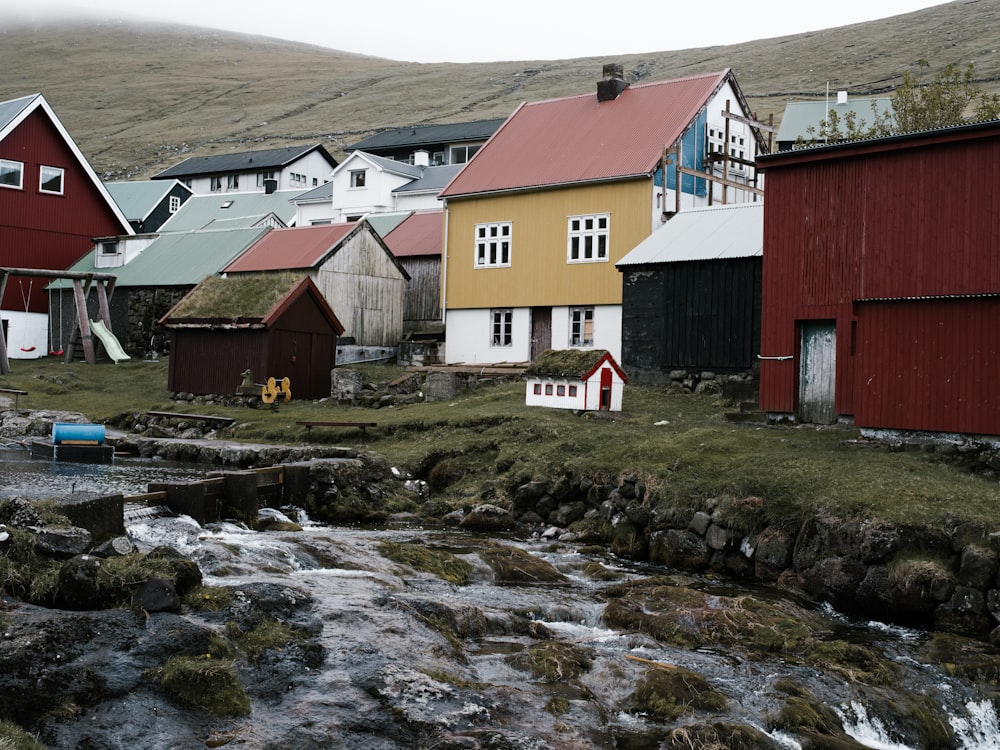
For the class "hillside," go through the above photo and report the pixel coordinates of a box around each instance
[1,0,998,180]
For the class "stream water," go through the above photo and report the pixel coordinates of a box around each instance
[119,510,1000,749]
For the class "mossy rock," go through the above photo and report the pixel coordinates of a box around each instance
[629,664,727,721]
[0,719,47,750]
[663,721,786,749]
[509,641,594,682]
[924,632,1000,681]
[803,639,898,686]
[379,540,473,584]
[479,543,568,584]
[148,655,251,717]
[602,576,828,651]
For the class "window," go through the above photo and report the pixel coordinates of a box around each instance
[210,176,223,192]
[567,214,609,262]
[557,385,566,396]
[169,195,181,213]
[227,174,239,190]
[39,165,64,194]
[570,307,595,347]
[0,159,23,189]
[290,172,307,186]
[256,171,275,187]
[475,222,512,268]
[568,385,578,397]
[450,144,481,164]
[350,169,367,188]
[533,383,542,395]
[545,384,554,395]
[100,241,120,255]
[491,309,512,347]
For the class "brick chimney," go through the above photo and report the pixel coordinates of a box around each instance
[597,63,628,102]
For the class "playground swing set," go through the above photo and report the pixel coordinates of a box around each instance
[0,267,128,375]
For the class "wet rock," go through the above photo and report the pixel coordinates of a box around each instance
[549,501,586,527]
[935,585,994,636]
[649,528,711,571]
[754,527,794,580]
[56,554,105,610]
[133,576,181,613]
[512,480,549,511]
[959,544,998,589]
[459,504,516,532]
[33,525,92,558]
[92,536,136,558]
[479,544,567,584]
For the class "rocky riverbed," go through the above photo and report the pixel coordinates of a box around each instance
[2,409,1000,748]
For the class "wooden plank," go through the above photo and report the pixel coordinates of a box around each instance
[296,420,377,432]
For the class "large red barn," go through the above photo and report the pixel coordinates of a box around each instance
[0,93,131,354]
[757,119,1000,436]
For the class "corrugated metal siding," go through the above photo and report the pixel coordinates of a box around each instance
[855,298,1000,434]
[169,330,268,395]
[621,258,760,380]
[0,110,127,311]
[760,127,1000,428]
[445,180,651,310]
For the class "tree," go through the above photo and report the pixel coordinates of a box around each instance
[798,62,1000,147]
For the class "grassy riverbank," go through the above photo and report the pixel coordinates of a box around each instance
[2,356,997,528]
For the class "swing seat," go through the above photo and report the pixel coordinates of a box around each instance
[20,346,35,352]
[49,349,63,356]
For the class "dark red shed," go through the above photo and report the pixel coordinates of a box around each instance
[757,119,1000,436]
[161,273,345,399]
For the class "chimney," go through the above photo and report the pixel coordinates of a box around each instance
[413,149,430,167]
[597,63,628,102]
[837,90,848,105]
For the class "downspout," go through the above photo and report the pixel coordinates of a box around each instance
[441,199,450,325]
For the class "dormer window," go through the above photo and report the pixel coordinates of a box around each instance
[169,195,181,213]
[100,241,120,256]
[350,169,367,188]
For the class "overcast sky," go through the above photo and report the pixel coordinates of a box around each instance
[1,0,955,63]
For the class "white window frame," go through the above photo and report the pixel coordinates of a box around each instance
[349,169,367,188]
[39,165,64,195]
[256,171,275,187]
[490,309,513,348]
[475,221,512,268]
[0,159,23,190]
[168,195,181,213]
[100,241,120,256]
[567,213,609,263]
[570,307,595,347]
[210,176,223,192]
[227,174,239,191]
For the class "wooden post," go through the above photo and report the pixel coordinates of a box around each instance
[723,100,731,205]
[0,271,9,374]
[72,278,96,365]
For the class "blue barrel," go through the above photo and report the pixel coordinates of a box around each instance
[51,422,106,446]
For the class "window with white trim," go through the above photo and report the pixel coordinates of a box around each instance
[567,214,609,263]
[227,174,239,190]
[570,307,595,347]
[39,165,64,194]
[450,145,481,164]
[350,169,366,188]
[491,309,513,348]
[210,176,223,192]
[0,159,23,189]
[475,222,511,268]
[256,171,275,187]
[169,195,181,213]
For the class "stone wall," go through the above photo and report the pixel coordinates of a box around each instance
[499,470,1000,641]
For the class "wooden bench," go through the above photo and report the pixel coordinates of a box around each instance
[0,387,27,408]
[296,420,377,433]
[147,411,236,427]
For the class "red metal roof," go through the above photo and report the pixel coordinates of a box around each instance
[223,224,356,272]
[440,70,730,198]
[383,211,443,258]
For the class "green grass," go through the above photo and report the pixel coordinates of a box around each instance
[2,356,997,527]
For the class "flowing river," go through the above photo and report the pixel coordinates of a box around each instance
[116,510,1000,749]
[5,448,999,749]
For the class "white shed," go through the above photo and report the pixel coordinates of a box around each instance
[524,349,628,412]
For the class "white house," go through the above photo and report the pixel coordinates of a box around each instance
[524,349,628,412]
[152,144,337,196]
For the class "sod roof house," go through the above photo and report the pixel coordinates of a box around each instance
[161,272,344,399]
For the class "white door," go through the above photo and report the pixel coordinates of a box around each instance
[799,322,836,424]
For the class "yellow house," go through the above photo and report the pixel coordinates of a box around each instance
[439,65,765,365]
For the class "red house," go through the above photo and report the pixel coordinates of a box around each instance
[758,120,1000,437]
[0,93,132,355]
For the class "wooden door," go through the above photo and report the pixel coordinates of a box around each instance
[798,322,836,424]
[530,307,551,361]
[599,366,613,410]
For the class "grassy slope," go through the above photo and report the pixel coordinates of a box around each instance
[0,1,999,179]
[2,357,994,528]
